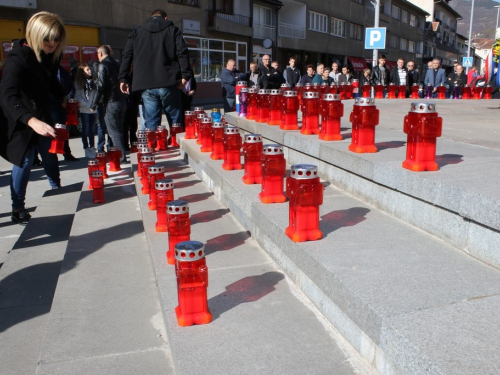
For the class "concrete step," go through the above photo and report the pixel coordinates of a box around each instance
[225,99,500,270]
[179,133,500,375]
[34,163,175,374]
[132,150,375,375]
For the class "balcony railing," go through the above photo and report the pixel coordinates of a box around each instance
[208,10,251,28]
[278,22,306,39]
[253,23,275,39]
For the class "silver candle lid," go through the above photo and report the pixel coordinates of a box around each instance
[201,117,213,124]
[175,241,205,262]
[95,151,106,158]
[290,164,319,180]
[166,200,189,215]
[91,170,103,178]
[322,93,341,101]
[258,89,271,95]
[55,123,67,130]
[148,164,164,174]
[303,91,320,99]
[139,154,155,163]
[138,147,155,154]
[194,107,204,112]
[244,134,263,143]
[88,159,99,166]
[283,90,298,97]
[410,103,436,113]
[270,89,282,95]
[108,147,119,152]
[237,81,247,86]
[197,113,207,119]
[262,144,284,155]
[248,87,258,94]
[212,122,224,128]
[185,110,194,116]
[354,97,376,106]
[172,123,182,128]
[155,178,174,190]
[224,126,239,135]
[240,87,248,93]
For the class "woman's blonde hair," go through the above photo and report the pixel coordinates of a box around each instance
[25,11,66,63]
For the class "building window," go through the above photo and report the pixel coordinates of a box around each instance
[309,11,328,33]
[409,14,417,27]
[349,23,363,40]
[400,38,408,51]
[168,0,199,6]
[331,17,346,37]
[408,40,415,52]
[184,36,247,82]
[401,10,408,23]
[391,5,400,20]
[390,35,400,49]
[254,5,273,27]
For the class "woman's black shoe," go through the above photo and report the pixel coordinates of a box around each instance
[11,208,31,225]
[33,158,43,166]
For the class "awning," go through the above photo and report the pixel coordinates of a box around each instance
[348,56,369,72]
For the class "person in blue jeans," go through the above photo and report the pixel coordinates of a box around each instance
[0,11,65,224]
[118,9,191,130]
[74,63,98,158]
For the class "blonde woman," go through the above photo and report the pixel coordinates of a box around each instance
[74,64,98,158]
[0,12,66,224]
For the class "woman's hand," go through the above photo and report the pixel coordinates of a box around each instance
[27,117,57,138]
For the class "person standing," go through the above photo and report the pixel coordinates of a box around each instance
[424,58,446,97]
[300,65,315,85]
[56,64,78,161]
[338,66,353,84]
[258,55,281,89]
[312,63,325,84]
[329,62,341,84]
[245,61,261,88]
[370,54,389,87]
[406,61,420,86]
[447,64,467,86]
[271,61,285,86]
[221,59,241,113]
[119,9,191,130]
[0,11,64,224]
[467,66,477,85]
[320,67,334,84]
[74,64,98,158]
[91,45,126,162]
[284,57,301,88]
[420,61,433,85]
[389,58,409,97]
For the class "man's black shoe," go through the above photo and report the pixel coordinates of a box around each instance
[64,154,78,161]
[33,158,43,166]
[11,208,31,225]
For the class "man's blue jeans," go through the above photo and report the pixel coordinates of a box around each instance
[96,102,111,151]
[11,135,60,210]
[141,86,181,130]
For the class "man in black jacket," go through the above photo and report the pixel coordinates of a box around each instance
[91,45,126,162]
[370,54,389,87]
[220,59,242,113]
[119,9,191,129]
[284,57,301,88]
[258,55,281,89]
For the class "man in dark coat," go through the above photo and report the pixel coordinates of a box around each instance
[389,58,409,97]
[370,54,390,87]
[119,9,191,129]
[258,55,281,89]
[220,59,242,113]
[284,57,301,88]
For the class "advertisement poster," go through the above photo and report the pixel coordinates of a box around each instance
[61,45,80,72]
[82,46,98,66]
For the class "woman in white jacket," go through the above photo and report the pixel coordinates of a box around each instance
[74,64,97,158]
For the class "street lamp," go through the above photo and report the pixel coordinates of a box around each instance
[466,0,475,73]
[495,5,500,36]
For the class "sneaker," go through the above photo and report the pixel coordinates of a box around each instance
[64,154,78,161]
[11,208,31,225]
[85,148,96,159]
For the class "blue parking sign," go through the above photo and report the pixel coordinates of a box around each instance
[365,28,386,50]
[462,57,473,68]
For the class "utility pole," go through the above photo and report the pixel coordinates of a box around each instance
[466,0,475,74]
[371,0,380,68]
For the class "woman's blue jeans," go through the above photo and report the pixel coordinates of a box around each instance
[10,135,61,210]
[80,112,97,149]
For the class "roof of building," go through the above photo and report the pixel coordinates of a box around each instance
[473,38,495,50]
[436,0,463,20]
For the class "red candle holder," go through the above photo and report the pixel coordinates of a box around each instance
[352,79,359,98]
[320,93,344,141]
[345,83,353,99]
[320,82,330,96]
[184,111,196,139]
[246,87,259,120]
[259,144,287,204]
[462,85,472,99]
[410,83,420,99]
[107,146,122,172]
[147,164,165,209]
[387,83,397,99]
[146,128,157,149]
[170,123,182,147]
[166,200,190,265]
[155,179,174,232]
[130,142,138,153]
[484,85,493,99]
[156,125,168,151]
[136,147,154,178]
[256,89,271,123]
[91,170,105,203]
[330,84,339,94]
[136,129,148,139]
[95,151,109,178]
[174,241,212,327]
[285,164,323,242]
[312,82,321,94]
[194,107,205,138]
[397,84,407,99]
[403,102,443,171]
[268,89,283,125]
[295,83,304,106]
[200,117,214,152]
[361,84,371,98]
[235,81,247,113]
[87,159,100,189]
[436,84,446,99]
[195,113,207,144]
[239,87,248,117]
[49,124,69,154]
[66,99,79,125]
[222,126,242,170]
[281,90,299,130]
[210,122,225,160]
[280,83,291,94]
[139,154,155,192]
[301,91,320,135]
[242,133,263,184]
[338,83,347,100]
[348,97,380,153]
[374,84,385,99]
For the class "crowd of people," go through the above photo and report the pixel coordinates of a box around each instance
[0,9,191,224]
[221,53,489,104]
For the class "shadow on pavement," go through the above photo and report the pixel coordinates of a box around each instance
[190,209,229,225]
[320,207,370,236]
[204,231,250,255]
[376,141,406,151]
[12,214,74,250]
[178,192,213,203]
[436,153,464,167]
[208,271,285,321]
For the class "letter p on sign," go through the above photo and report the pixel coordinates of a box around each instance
[365,28,386,50]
